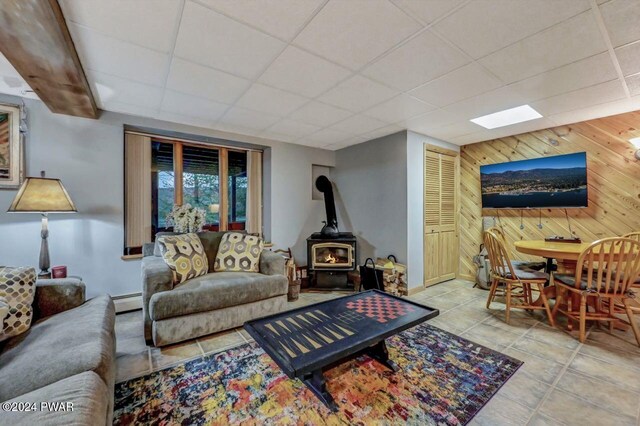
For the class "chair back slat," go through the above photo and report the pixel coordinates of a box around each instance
[622,231,640,242]
[576,237,640,294]
[484,230,517,280]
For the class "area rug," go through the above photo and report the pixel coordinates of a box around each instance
[114,324,522,425]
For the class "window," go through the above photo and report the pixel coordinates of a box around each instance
[124,132,262,255]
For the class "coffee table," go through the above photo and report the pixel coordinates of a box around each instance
[244,290,439,411]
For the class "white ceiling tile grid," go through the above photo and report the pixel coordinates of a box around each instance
[2,0,640,149]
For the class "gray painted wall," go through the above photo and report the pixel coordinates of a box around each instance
[333,131,408,266]
[0,94,334,297]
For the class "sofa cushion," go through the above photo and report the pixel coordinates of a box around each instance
[154,231,226,273]
[214,232,263,272]
[0,295,115,402]
[158,233,209,284]
[149,272,288,321]
[0,266,36,342]
[0,371,108,426]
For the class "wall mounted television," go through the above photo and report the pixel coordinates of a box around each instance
[480,152,588,209]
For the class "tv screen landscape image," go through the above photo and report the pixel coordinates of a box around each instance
[480,152,588,209]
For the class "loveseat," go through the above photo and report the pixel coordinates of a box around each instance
[0,278,116,425]
[142,231,288,347]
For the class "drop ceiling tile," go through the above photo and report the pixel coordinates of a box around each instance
[483,117,557,139]
[258,130,297,143]
[479,11,607,84]
[155,110,217,129]
[531,80,626,116]
[599,0,640,47]
[196,0,323,41]
[160,90,230,121]
[392,0,466,24]
[102,101,159,119]
[404,109,459,133]
[626,74,640,96]
[88,71,164,109]
[306,128,352,144]
[174,1,285,79]
[408,63,502,107]
[443,86,530,121]
[266,119,320,137]
[318,75,398,112]
[510,53,618,101]
[614,42,640,77]
[363,94,436,122]
[424,121,484,141]
[434,0,590,59]
[362,30,469,91]
[331,114,389,135]
[288,101,353,127]
[236,83,310,116]
[362,124,405,141]
[258,46,351,98]
[165,58,251,105]
[448,130,494,146]
[214,122,264,137]
[218,106,282,131]
[547,96,640,126]
[60,0,182,52]
[293,0,422,70]
[69,23,170,86]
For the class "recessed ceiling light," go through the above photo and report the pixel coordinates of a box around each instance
[470,105,542,129]
[629,137,640,149]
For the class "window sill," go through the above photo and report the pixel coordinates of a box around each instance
[121,254,143,261]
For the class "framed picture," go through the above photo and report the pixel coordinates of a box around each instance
[0,103,24,189]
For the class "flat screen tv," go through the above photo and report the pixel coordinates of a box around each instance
[480,152,588,209]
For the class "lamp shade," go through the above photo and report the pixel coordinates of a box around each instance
[8,177,77,213]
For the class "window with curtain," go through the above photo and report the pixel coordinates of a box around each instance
[124,132,262,256]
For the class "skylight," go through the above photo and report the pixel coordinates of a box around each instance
[470,105,542,129]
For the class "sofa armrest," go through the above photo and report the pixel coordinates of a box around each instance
[141,256,174,343]
[260,250,286,276]
[34,278,86,319]
[142,242,156,257]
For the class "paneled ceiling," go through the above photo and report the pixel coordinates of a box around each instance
[2,0,640,150]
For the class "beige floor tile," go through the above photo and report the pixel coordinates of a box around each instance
[494,371,550,410]
[504,348,565,385]
[420,294,462,312]
[555,370,640,419]
[484,314,537,336]
[524,323,580,351]
[473,394,533,425]
[586,328,640,355]
[426,316,465,335]
[568,353,640,392]
[539,389,636,426]
[579,341,640,373]
[511,337,576,365]
[463,323,523,347]
[527,413,564,426]
[238,328,254,342]
[150,341,203,370]
[435,310,489,331]
[116,350,150,383]
[198,329,246,354]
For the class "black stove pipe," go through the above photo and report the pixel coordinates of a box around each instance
[315,175,339,237]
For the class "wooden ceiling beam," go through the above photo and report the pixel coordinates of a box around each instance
[0,0,98,118]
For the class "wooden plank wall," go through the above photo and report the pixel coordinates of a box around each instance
[459,110,640,279]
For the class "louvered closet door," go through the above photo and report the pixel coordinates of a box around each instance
[424,148,459,286]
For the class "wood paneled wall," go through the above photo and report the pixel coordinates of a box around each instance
[459,110,640,279]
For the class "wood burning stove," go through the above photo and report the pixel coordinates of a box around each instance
[307,175,356,290]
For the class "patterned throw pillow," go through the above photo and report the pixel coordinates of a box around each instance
[0,266,36,342]
[158,233,209,284]
[214,232,264,273]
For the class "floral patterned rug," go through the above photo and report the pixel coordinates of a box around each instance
[114,324,522,425]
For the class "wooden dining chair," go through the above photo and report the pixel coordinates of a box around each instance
[486,226,546,271]
[484,230,555,326]
[552,237,640,345]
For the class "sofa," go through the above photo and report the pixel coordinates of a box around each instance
[0,278,116,425]
[142,231,289,347]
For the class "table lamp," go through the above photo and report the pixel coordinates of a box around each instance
[7,171,76,278]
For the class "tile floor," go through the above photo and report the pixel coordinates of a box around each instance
[115,280,640,425]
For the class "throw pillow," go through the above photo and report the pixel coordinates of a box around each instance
[0,266,37,342]
[158,233,209,284]
[214,232,264,273]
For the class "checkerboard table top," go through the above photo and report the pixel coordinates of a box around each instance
[244,290,438,377]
